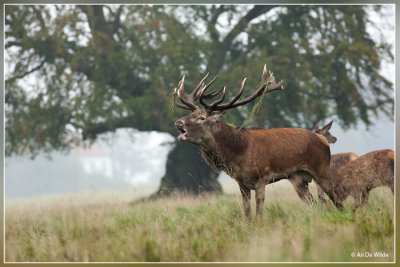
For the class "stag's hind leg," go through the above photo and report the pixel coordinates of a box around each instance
[316,182,327,204]
[288,173,315,204]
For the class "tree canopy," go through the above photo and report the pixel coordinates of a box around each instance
[5,5,394,184]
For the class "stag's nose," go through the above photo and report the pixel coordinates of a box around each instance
[175,120,184,128]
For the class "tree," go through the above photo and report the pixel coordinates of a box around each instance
[5,5,394,197]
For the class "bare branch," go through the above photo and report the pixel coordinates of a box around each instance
[6,59,46,83]
[208,5,275,71]
[208,5,225,41]
[112,5,125,34]
[78,5,113,38]
[222,6,273,49]
[5,41,21,49]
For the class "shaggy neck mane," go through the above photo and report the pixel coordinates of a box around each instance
[200,122,248,172]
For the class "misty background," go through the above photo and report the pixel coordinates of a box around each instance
[5,116,394,199]
[4,5,395,199]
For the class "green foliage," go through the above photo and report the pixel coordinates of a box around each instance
[5,5,394,157]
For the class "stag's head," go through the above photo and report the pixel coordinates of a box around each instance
[173,65,284,146]
[313,120,337,144]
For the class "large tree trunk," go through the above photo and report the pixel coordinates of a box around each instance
[150,141,222,198]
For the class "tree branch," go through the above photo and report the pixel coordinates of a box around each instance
[222,5,274,50]
[208,5,225,42]
[208,5,275,71]
[104,5,125,35]
[78,5,113,38]
[31,6,46,29]
[112,5,125,34]
[6,59,46,83]
[5,40,21,49]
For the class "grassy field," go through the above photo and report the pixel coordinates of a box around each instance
[4,181,394,262]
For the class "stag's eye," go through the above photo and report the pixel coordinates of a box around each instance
[197,116,205,122]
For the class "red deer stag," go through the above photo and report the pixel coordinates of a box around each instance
[334,149,394,210]
[173,65,342,217]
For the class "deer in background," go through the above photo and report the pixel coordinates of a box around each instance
[313,121,337,144]
[312,122,360,203]
[334,149,394,210]
[317,152,360,203]
[173,65,342,217]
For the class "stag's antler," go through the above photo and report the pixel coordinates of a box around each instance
[173,73,221,111]
[199,65,284,112]
[173,64,284,112]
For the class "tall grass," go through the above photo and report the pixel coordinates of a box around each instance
[5,184,394,262]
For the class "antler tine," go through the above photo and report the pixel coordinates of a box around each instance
[221,77,247,108]
[177,75,185,96]
[200,75,219,96]
[199,74,219,109]
[192,73,209,100]
[201,86,225,99]
[173,88,193,110]
[211,66,284,111]
[192,74,224,100]
[172,73,222,111]
[262,64,268,82]
[174,75,199,111]
[206,86,226,108]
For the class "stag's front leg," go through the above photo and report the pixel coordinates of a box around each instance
[238,183,251,218]
[255,180,266,215]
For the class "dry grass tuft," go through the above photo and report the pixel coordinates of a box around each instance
[5,182,394,262]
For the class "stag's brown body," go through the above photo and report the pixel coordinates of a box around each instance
[200,122,335,216]
[172,65,342,217]
[334,149,394,209]
[202,124,331,189]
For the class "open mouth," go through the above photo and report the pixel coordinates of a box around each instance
[177,127,187,141]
